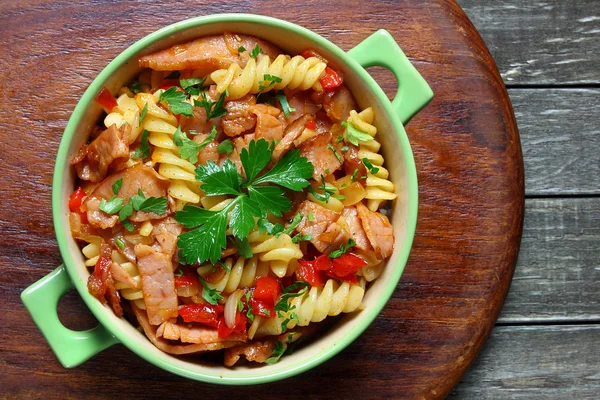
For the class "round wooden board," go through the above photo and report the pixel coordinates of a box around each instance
[0,1,523,398]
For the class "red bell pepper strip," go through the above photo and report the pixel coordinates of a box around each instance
[217,311,247,338]
[178,303,223,328]
[319,67,343,90]
[297,259,326,288]
[95,87,118,112]
[253,276,281,306]
[305,120,317,130]
[251,299,276,319]
[69,187,86,212]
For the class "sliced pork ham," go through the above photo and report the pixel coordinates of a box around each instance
[221,94,257,137]
[131,303,242,355]
[151,217,182,261]
[138,33,281,72]
[341,207,370,251]
[271,113,315,162]
[224,332,299,367]
[295,200,341,253]
[87,242,123,317]
[252,104,283,141]
[317,221,351,254]
[134,244,178,325]
[82,164,170,229]
[157,321,246,344]
[298,131,344,179]
[356,203,394,260]
[72,123,130,183]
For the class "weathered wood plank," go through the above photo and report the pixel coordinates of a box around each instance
[509,88,600,196]
[498,198,600,323]
[449,324,600,398]
[458,0,600,85]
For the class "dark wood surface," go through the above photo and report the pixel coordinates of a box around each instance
[1,0,566,398]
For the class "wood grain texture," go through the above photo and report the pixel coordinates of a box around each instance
[448,325,600,399]
[509,89,600,196]
[498,198,600,323]
[458,0,600,85]
[0,1,523,399]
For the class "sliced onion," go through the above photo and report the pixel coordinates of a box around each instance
[224,289,244,329]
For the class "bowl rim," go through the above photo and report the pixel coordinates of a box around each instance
[52,13,418,384]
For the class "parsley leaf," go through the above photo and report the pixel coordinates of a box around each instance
[196,159,243,196]
[198,276,224,305]
[239,139,272,183]
[351,168,359,182]
[139,102,148,125]
[308,186,331,203]
[99,196,123,214]
[257,218,285,236]
[112,178,123,195]
[129,81,144,94]
[137,196,168,214]
[329,238,356,259]
[277,91,296,118]
[258,74,282,92]
[237,45,246,55]
[265,340,286,364]
[174,205,216,228]
[232,236,253,259]
[292,233,312,243]
[133,129,150,159]
[193,91,228,122]
[230,196,261,239]
[248,185,290,217]
[217,139,234,155]
[179,77,205,96]
[250,44,263,59]
[342,121,373,145]
[178,210,229,264]
[122,219,135,232]
[174,125,217,164]
[159,86,194,117]
[362,158,380,174]
[252,149,314,190]
[308,212,314,222]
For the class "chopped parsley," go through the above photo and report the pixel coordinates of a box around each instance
[173,125,217,164]
[329,238,356,259]
[342,121,373,145]
[129,81,144,94]
[237,45,246,55]
[199,276,223,305]
[232,237,253,259]
[159,86,194,117]
[175,139,314,264]
[115,237,125,250]
[327,143,343,164]
[363,158,380,174]
[307,212,314,222]
[118,189,168,223]
[133,129,150,159]
[250,44,263,59]
[274,282,310,333]
[277,92,295,118]
[194,90,228,122]
[351,168,359,182]
[179,77,206,96]
[265,340,286,364]
[139,102,148,125]
[291,233,312,243]
[340,145,349,152]
[217,139,234,155]
[112,178,123,195]
[258,74,282,92]
[99,196,123,214]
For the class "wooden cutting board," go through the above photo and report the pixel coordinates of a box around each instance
[0,0,523,398]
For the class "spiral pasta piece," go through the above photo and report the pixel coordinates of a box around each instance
[347,108,397,211]
[197,256,270,295]
[250,279,365,339]
[210,55,327,99]
[247,231,303,278]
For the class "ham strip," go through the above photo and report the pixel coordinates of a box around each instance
[294,200,340,253]
[134,244,178,325]
[151,217,182,261]
[224,332,299,367]
[298,131,344,179]
[72,123,130,183]
[356,203,394,259]
[131,303,241,355]
[341,207,370,251]
[157,321,246,344]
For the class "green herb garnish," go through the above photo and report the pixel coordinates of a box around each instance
[199,276,223,305]
[175,139,314,264]
[217,139,234,155]
[139,102,148,125]
[362,158,380,174]
[277,91,296,118]
[250,44,263,59]
[194,91,228,122]
[173,125,217,164]
[112,178,123,195]
[133,129,150,159]
[159,86,194,117]
[341,121,373,145]
[329,238,356,259]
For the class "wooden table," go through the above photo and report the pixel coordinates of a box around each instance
[1,1,598,398]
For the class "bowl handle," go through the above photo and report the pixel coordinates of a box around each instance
[21,265,119,367]
[347,29,433,125]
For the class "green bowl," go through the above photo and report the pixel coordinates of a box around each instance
[21,14,432,384]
